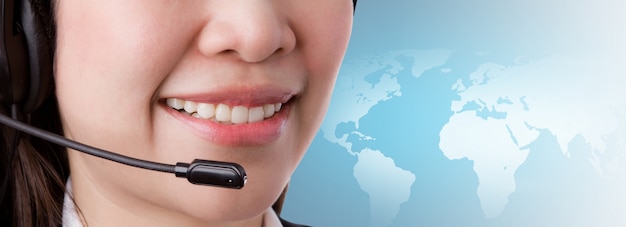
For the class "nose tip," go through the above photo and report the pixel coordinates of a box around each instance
[196,4,296,63]
[235,22,296,63]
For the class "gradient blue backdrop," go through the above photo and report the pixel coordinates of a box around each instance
[282,1,625,226]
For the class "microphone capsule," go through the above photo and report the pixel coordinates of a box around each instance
[175,159,247,189]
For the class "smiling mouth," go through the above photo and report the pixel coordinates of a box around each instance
[165,98,285,125]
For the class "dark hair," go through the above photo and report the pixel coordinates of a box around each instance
[0,0,68,226]
[0,97,69,227]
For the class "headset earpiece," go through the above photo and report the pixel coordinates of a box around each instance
[0,0,54,115]
[19,0,54,114]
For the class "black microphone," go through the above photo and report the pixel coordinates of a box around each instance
[0,113,247,189]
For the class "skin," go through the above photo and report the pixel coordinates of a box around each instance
[53,0,353,226]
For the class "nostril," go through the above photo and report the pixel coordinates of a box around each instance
[222,49,236,55]
[274,47,285,56]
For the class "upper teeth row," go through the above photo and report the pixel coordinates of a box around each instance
[165,98,282,124]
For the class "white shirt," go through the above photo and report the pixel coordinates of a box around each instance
[62,179,282,227]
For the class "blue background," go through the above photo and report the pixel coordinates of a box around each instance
[283,1,625,226]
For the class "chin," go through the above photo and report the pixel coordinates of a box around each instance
[153,164,289,223]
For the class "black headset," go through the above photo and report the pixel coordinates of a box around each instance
[1,0,54,116]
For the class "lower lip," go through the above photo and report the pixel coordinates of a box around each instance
[165,103,290,146]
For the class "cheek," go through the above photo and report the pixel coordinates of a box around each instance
[297,3,353,90]
[300,9,353,104]
[289,4,353,157]
[54,1,197,92]
[54,1,197,139]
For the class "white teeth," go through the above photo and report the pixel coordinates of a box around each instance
[197,103,215,119]
[249,106,265,123]
[215,104,231,122]
[184,101,197,113]
[230,106,249,124]
[263,104,275,118]
[166,98,185,110]
[166,98,284,124]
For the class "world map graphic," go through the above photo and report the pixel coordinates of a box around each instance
[283,1,625,226]
[285,49,625,226]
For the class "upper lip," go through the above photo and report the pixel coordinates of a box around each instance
[162,84,298,107]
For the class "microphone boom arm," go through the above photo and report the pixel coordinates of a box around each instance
[0,113,246,189]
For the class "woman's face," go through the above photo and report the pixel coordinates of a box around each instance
[54,0,352,225]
